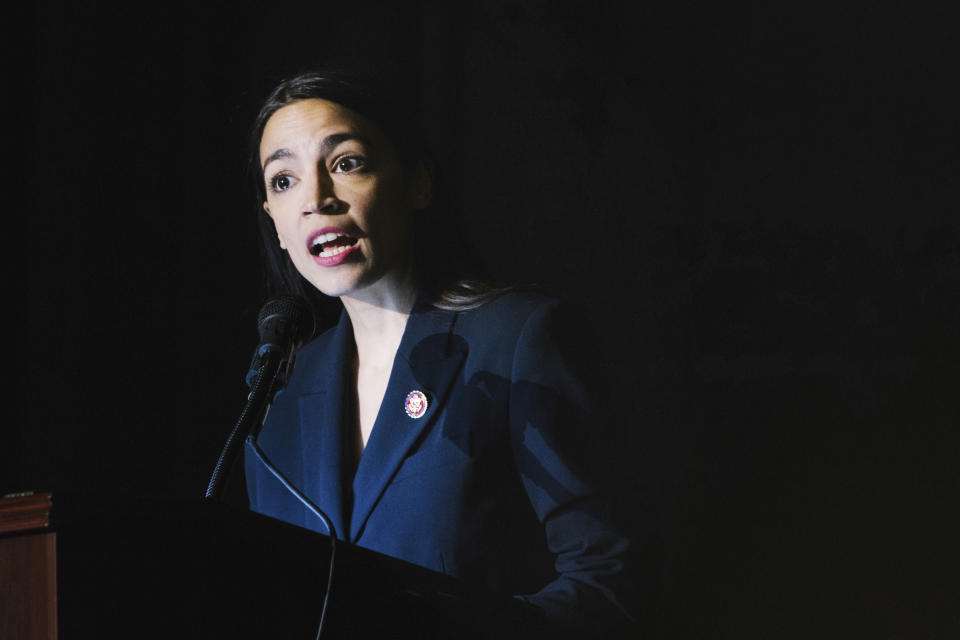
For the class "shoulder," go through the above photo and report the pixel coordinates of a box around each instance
[451,290,561,340]
[449,290,590,387]
[296,321,339,361]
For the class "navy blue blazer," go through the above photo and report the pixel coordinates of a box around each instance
[244,292,632,627]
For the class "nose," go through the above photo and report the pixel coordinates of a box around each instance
[303,168,345,216]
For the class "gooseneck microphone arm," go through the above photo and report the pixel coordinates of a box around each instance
[204,348,283,502]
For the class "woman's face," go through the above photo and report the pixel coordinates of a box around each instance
[259,99,426,301]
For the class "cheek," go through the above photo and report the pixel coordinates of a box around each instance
[267,205,295,244]
[364,189,412,235]
[360,175,411,224]
[271,221,289,249]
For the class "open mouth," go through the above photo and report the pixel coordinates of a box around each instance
[308,231,359,258]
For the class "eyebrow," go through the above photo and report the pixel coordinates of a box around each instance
[261,133,369,172]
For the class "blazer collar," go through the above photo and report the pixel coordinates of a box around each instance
[349,296,468,542]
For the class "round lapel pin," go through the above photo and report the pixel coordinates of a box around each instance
[404,390,428,419]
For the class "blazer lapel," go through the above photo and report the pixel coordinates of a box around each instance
[349,300,467,542]
[294,309,354,540]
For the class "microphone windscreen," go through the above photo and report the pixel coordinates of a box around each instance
[256,295,314,348]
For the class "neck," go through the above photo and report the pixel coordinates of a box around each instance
[341,270,418,366]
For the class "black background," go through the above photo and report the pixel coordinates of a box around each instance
[6,2,959,638]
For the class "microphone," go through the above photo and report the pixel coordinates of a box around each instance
[256,295,314,357]
[246,296,314,389]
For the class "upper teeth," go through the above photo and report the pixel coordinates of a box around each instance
[312,232,344,247]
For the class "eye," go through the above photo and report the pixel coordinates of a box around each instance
[333,156,365,173]
[268,173,296,193]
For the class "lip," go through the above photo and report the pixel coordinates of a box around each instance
[306,226,360,267]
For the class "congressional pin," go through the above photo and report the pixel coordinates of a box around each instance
[404,390,428,419]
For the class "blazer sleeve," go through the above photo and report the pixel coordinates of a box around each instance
[507,300,637,632]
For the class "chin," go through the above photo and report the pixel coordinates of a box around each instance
[305,272,370,299]
[308,281,358,299]
[298,258,394,301]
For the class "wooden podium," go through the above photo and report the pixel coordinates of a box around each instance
[2,493,544,639]
[0,492,57,640]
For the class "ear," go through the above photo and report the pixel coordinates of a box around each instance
[263,202,286,250]
[408,161,433,210]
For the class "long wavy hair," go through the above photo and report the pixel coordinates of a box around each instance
[248,69,509,332]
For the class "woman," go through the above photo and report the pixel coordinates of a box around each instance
[242,70,635,634]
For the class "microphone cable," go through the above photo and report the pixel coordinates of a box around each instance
[246,436,337,640]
